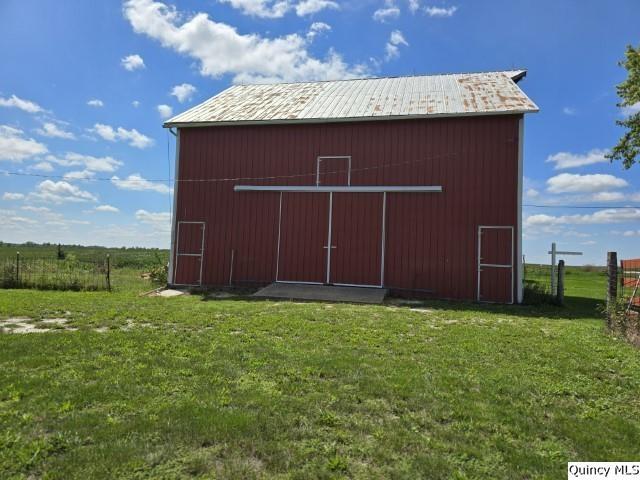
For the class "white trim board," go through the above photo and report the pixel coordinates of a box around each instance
[234,185,442,193]
[167,130,180,285]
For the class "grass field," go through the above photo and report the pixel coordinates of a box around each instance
[1,254,639,479]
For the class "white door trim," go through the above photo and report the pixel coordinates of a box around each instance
[324,192,334,284]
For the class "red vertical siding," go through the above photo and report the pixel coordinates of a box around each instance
[173,115,521,301]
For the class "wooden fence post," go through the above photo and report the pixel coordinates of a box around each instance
[557,260,565,306]
[106,254,111,292]
[606,251,618,327]
[16,251,20,286]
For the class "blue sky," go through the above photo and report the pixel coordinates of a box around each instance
[1,0,639,265]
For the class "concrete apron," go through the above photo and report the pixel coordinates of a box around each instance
[253,283,388,304]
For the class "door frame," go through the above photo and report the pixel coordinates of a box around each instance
[275,191,386,288]
[329,191,386,288]
[476,225,514,304]
[174,220,206,286]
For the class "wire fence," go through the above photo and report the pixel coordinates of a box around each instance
[0,253,110,291]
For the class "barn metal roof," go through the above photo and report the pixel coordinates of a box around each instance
[164,70,538,128]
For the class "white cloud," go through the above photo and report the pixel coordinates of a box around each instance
[31,161,54,172]
[95,204,119,212]
[132,100,141,108]
[64,170,96,181]
[562,106,576,115]
[621,230,640,237]
[135,209,171,231]
[621,101,640,117]
[170,83,197,103]
[546,148,609,170]
[3,192,25,201]
[407,0,420,13]
[546,173,628,194]
[373,6,400,22]
[21,206,50,213]
[0,94,43,113]
[48,152,123,172]
[35,122,76,140]
[424,5,457,16]
[385,30,408,61]
[87,99,104,107]
[29,180,98,203]
[111,174,172,194]
[157,104,173,119]
[123,0,366,83]
[525,188,539,198]
[219,0,291,18]
[295,0,338,15]
[121,54,146,71]
[580,240,597,245]
[90,123,154,149]
[0,125,48,162]
[591,191,625,202]
[219,0,336,18]
[525,208,640,227]
[306,22,331,41]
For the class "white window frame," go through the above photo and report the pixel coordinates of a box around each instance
[316,155,351,186]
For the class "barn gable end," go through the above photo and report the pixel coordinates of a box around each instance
[165,71,537,303]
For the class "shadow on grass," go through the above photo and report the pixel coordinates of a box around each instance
[193,286,604,321]
[412,295,604,321]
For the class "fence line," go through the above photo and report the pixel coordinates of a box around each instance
[0,253,110,291]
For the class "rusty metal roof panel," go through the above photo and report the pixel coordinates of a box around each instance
[165,70,538,127]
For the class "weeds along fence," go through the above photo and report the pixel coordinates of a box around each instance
[523,262,553,303]
[0,253,110,291]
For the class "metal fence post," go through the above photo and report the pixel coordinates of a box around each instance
[557,260,565,306]
[16,251,20,286]
[606,251,618,327]
[106,254,111,291]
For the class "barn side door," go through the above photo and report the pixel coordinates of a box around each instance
[477,226,514,304]
[174,221,205,286]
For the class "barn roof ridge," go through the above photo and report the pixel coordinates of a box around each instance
[229,69,528,87]
[165,69,538,128]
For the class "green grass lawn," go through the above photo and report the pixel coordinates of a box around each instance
[1,267,639,479]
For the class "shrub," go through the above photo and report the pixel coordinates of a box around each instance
[149,253,168,285]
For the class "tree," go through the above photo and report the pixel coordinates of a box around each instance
[608,44,640,169]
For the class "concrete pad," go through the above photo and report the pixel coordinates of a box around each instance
[158,289,185,297]
[253,283,387,304]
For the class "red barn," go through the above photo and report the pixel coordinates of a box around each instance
[164,70,538,303]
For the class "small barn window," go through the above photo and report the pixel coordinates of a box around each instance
[316,156,351,186]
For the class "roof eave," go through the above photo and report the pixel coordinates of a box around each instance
[163,108,539,129]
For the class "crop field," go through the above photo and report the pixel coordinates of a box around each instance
[1,246,638,479]
[0,242,169,269]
